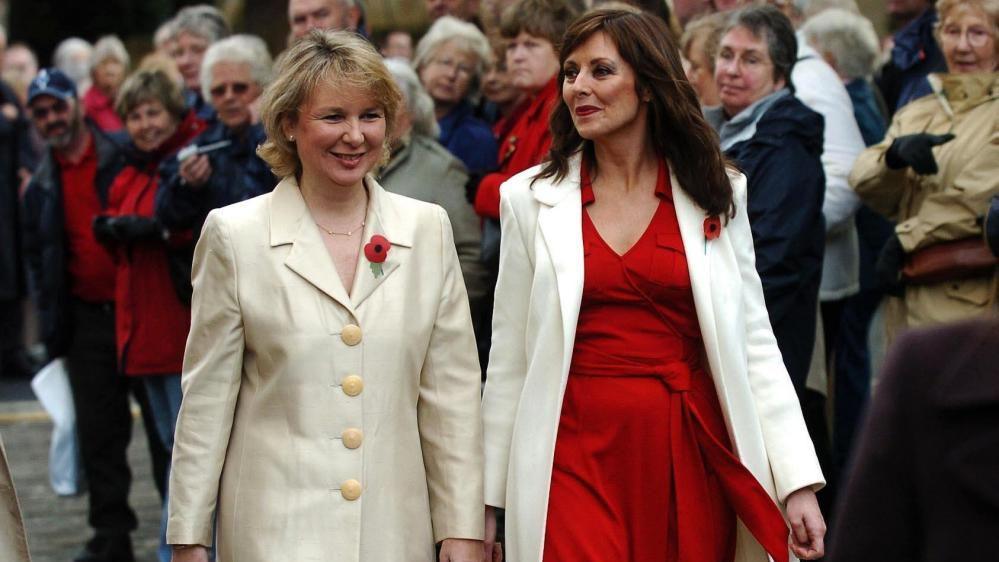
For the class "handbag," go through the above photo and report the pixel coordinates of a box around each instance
[30,358,82,496]
[901,237,998,285]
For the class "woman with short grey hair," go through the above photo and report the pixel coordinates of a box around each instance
[801,7,886,145]
[85,35,130,131]
[168,4,231,119]
[379,58,487,321]
[198,34,273,102]
[158,34,275,244]
[413,16,497,179]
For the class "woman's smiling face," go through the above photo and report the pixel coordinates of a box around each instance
[286,84,387,190]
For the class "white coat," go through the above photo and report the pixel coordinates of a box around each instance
[481,157,825,562]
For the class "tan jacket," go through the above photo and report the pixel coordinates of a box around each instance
[0,435,30,562]
[167,176,484,561]
[482,157,824,562]
[850,72,999,329]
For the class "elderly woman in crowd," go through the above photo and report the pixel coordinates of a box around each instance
[704,6,826,395]
[480,38,525,141]
[53,37,93,92]
[92,67,206,562]
[168,4,231,120]
[414,16,497,179]
[680,12,726,107]
[473,0,580,221]
[801,8,887,146]
[483,7,825,562]
[83,35,129,132]
[849,0,998,336]
[157,34,274,239]
[167,30,484,562]
[380,58,488,327]
[801,6,892,477]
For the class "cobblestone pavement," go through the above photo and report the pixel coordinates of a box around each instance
[2,378,162,562]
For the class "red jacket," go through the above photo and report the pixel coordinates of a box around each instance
[474,77,559,220]
[83,86,124,132]
[107,111,205,375]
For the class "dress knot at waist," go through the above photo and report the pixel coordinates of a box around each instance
[568,348,706,394]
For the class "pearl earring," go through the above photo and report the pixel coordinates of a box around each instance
[288,135,295,142]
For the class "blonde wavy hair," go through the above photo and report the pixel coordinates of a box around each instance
[257,30,404,179]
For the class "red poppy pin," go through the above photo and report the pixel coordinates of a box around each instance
[703,216,722,254]
[704,216,722,240]
[364,234,391,277]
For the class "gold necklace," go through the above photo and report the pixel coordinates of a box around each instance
[316,219,365,237]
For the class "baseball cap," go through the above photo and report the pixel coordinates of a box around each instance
[27,68,78,105]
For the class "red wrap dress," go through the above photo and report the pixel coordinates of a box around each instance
[542,161,790,562]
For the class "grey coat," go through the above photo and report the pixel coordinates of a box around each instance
[378,135,487,319]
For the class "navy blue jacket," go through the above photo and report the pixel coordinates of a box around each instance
[21,121,127,355]
[876,8,947,116]
[724,95,826,391]
[438,101,498,177]
[156,121,273,236]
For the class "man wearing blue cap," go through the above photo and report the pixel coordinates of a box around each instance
[21,68,136,562]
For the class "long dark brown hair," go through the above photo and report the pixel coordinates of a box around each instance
[535,7,734,218]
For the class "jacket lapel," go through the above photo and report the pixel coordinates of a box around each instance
[269,176,355,315]
[349,176,413,308]
[672,169,727,394]
[534,158,584,375]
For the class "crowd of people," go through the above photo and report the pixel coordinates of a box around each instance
[0,0,995,561]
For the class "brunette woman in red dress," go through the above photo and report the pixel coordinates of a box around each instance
[482,8,826,562]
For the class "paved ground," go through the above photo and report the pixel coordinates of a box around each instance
[2,376,162,562]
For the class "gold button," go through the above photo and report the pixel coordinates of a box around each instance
[341,324,362,346]
[341,428,363,449]
[342,375,363,397]
[341,479,362,501]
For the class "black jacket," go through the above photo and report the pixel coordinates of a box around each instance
[21,120,126,355]
[724,94,826,391]
[0,80,31,300]
[156,120,273,237]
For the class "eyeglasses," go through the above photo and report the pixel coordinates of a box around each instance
[940,25,994,48]
[431,57,474,77]
[30,99,70,120]
[209,82,251,99]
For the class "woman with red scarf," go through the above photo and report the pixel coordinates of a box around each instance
[93,67,205,562]
[473,0,580,221]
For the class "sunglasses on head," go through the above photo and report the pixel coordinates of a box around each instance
[209,82,250,98]
[31,99,70,120]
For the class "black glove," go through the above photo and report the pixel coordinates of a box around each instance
[884,133,955,175]
[92,215,118,247]
[985,195,999,258]
[93,215,167,244]
[875,234,906,296]
[465,172,484,206]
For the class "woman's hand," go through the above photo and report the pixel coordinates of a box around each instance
[484,505,502,562]
[786,487,826,560]
[171,545,209,562]
[179,154,212,188]
[439,538,485,562]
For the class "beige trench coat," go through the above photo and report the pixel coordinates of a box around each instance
[481,158,825,562]
[850,72,999,331]
[0,435,30,562]
[167,176,484,561]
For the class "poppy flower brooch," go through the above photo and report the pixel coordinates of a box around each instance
[703,216,722,254]
[364,234,391,277]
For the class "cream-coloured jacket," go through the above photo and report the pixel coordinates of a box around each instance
[481,158,825,562]
[850,72,999,331]
[0,435,30,562]
[167,176,484,561]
